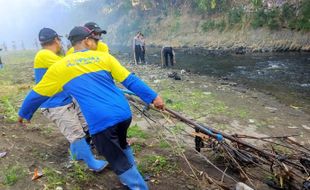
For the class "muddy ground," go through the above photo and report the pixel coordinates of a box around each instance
[0,50,309,190]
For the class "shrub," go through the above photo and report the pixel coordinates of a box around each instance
[202,20,216,32]
[251,8,267,28]
[202,19,226,32]
[266,9,280,30]
[228,7,244,26]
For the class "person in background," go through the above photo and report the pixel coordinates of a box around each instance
[66,22,109,55]
[139,34,146,64]
[29,27,108,172]
[18,26,165,190]
[133,31,142,65]
[161,45,176,68]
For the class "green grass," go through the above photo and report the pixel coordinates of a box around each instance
[43,168,65,189]
[132,143,143,153]
[228,7,244,26]
[159,140,170,149]
[138,155,177,175]
[68,161,94,184]
[1,165,26,186]
[128,124,148,139]
[0,96,18,122]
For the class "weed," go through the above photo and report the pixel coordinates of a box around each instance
[238,109,249,119]
[43,167,65,189]
[215,124,229,130]
[172,123,186,134]
[170,18,181,33]
[2,165,26,186]
[68,162,93,184]
[266,9,280,30]
[138,155,176,175]
[132,143,143,153]
[251,0,263,9]
[0,96,18,122]
[128,124,148,139]
[159,140,170,149]
[251,8,267,29]
[228,7,244,26]
[202,19,226,32]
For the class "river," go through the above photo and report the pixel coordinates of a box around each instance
[114,47,310,113]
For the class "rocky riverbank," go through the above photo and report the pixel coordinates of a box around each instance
[145,26,310,54]
[118,57,310,144]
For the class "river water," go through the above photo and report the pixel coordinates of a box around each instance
[114,47,310,113]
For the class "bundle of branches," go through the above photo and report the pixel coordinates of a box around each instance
[125,94,310,190]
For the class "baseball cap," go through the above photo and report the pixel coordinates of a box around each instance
[68,26,100,44]
[84,22,107,34]
[38,28,61,43]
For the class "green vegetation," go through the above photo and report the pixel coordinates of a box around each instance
[138,155,176,175]
[200,0,310,32]
[128,124,148,139]
[68,162,94,185]
[1,165,26,186]
[159,140,170,149]
[228,7,244,26]
[0,96,18,122]
[194,0,228,13]
[43,168,65,189]
[202,19,226,32]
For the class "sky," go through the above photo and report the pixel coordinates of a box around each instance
[0,0,86,49]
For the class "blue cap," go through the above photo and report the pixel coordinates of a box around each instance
[38,28,61,43]
[68,26,100,44]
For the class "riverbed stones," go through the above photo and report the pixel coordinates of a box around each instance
[301,125,310,131]
[265,106,278,113]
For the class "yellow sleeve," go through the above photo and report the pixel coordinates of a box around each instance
[66,47,74,56]
[97,41,109,53]
[33,64,63,96]
[108,54,130,82]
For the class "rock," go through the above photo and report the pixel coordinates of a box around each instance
[56,187,63,190]
[268,125,275,129]
[235,182,254,190]
[153,80,160,84]
[248,119,255,124]
[0,152,7,158]
[186,185,195,190]
[288,126,298,129]
[265,106,278,113]
[203,92,212,95]
[301,125,310,130]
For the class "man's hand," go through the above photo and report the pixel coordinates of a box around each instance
[18,116,30,127]
[153,96,165,110]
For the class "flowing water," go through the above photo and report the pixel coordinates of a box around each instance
[115,47,310,113]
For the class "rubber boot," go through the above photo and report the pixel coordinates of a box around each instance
[124,146,135,166]
[119,166,148,190]
[70,138,108,172]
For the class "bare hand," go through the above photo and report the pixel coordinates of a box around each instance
[153,96,165,110]
[18,116,30,127]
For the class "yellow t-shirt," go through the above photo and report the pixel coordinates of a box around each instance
[66,41,109,55]
[34,49,62,69]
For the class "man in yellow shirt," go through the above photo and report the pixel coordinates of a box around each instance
[66,22,109,55]
[18,26,165,190]
[32,28,107,172]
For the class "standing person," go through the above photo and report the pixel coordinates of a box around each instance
[133,31,142,65]
[139,34,146,64]
[66,22,109,55]
[32,28,107,172]
[161,45,176,68]
[18,26,164,190]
